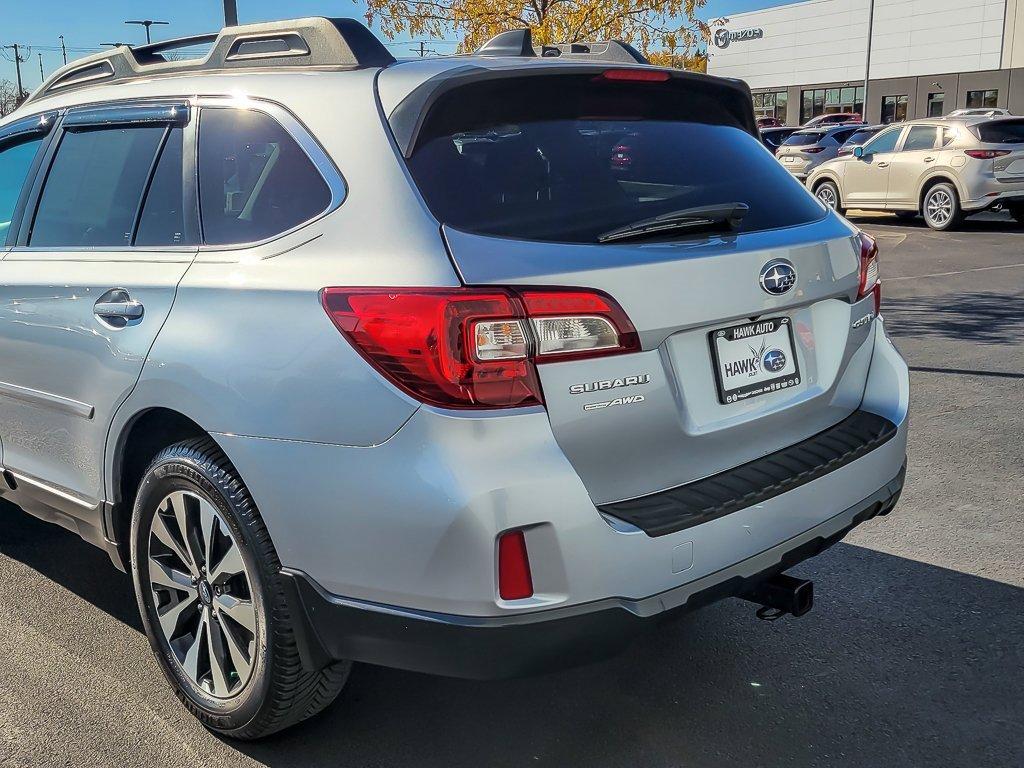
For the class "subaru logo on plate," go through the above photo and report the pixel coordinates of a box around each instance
[759,260,797,295]
[763,348,787,373]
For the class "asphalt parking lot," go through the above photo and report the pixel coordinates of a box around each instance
[1,211,1021,768]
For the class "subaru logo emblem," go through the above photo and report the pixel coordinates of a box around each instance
[759,260,797,295]
[763,348,787,373]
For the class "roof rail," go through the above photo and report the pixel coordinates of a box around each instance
[26,17,395,105]
[475,29,649,65]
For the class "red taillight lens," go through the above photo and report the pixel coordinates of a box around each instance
[965,149,1011,159]
[599,69,671,83]
[322,287,637,409]
[857,232,881,315]
[804,146,826,154]
[498,530,533,600]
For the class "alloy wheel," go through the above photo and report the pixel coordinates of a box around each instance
[926,189,953,226]
[147,490,258,699]
[816,185,838,210]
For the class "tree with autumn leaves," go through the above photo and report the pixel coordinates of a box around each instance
[362,0,717,71]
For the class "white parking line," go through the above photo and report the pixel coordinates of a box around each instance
[887,262,1024,282]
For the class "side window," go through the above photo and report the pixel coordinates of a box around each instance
[30,125,165,247]
[135,127,188,247]
[832,128,857,144]
[198,108,331,246]
[942,127,957,146]
[902,126,938,152]
[0,137,44,242]
[862,127,901,156]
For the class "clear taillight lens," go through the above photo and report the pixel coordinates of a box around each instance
[322,287,638,409]
[857,232,881,315]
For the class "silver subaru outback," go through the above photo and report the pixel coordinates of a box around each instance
[0,18,908,739]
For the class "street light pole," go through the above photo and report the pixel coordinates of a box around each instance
[59,35,67,65]
[223,0,238,26]
[38,53,44,83]
[862,0,875,121]
[125,19,170,44]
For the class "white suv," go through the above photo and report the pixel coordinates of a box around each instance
[0,18,909,738]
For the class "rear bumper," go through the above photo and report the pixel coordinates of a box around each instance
[282,463,906,679]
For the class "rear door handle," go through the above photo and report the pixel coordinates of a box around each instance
[94,289,144,324]
[924,157,936,163]
[877,162,890,168]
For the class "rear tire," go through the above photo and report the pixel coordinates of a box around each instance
[814,180,845,215]
[922,183,963,231]
[130,437,351,740]
[1007,205,1024,225]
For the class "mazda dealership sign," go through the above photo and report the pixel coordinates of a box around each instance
[714,27,764,49]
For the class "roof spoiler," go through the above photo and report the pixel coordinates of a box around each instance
[475,29,649,64]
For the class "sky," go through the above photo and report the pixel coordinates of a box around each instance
[0,0,793,86]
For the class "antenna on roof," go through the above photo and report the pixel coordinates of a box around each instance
[476,29,535,57]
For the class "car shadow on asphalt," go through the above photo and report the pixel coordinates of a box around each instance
[885,291,1024,345]
[2,502,1021,768]
[845,211,1024,234]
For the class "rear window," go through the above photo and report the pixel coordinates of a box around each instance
[783,132,826,146]
[844,128,878,145]
[975,119,1024,144]
[405,76,824,244]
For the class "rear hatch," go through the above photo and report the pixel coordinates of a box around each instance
[777,129,829,172]
[391,69,875,504]
[972,119,1024,182]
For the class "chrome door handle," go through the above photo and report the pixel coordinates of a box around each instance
[94,288,144,324]
[924,157,936,163]
[876,162,890,168]
[94,301,144,320]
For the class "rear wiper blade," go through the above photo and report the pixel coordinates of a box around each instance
[597,203,749,244]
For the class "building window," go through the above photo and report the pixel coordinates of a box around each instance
[752,90,789,123]
[966,89,998,109]
[927,92,945,118]
[800,86,865,123]
[881,95,908,124]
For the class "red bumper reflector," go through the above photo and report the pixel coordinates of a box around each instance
[498,530,533,600]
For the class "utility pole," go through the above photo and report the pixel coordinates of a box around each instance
[59,35,67,65]
[413,41,436,57]
[38,53,44,83]
[223,0,238,26]
[125,19,169,44]
[2,44,28,102]
[862,0,875,121]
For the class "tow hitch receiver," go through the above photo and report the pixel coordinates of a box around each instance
[742,573,814,620]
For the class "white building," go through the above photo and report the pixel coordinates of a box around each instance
[708,0,1024,124]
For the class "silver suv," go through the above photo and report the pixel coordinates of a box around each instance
[807,117,1024,229]
[0,18,909,739]
[777,124,866,180]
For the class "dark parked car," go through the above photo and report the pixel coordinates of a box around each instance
[757,116,784,128]
[760,126,798,152]
[837,125,886,156]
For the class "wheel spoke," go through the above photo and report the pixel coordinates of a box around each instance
[169,491,206,570]
[215,593,257,634]
[217,611,253,683]
[151,510,194,572]
[182,610,208,683]
[198,498,219,570]
[209,539,245,585]
[157,592,198,640]
[206,616,231,696]
[149,557,195,592]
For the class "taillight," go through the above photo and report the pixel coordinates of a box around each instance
[321,287,638,409]
[497,529,533,600]
[965,149,1011,159]
[857,232,881,315]
[804,146,826,154]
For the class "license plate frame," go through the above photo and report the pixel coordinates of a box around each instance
[709,317,801,404]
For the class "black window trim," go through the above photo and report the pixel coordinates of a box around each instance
[0,110,60,249]
[193,97,346,251]
[13,99,199,252]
